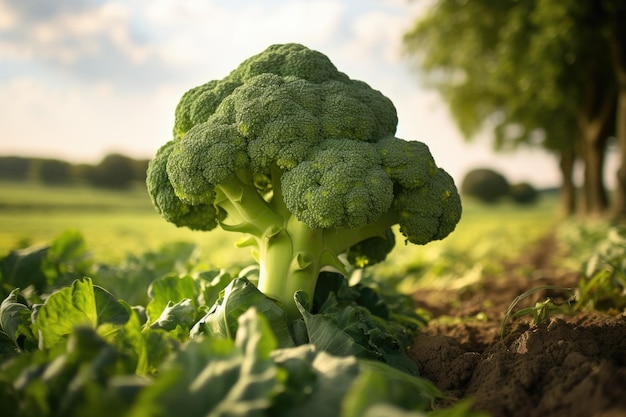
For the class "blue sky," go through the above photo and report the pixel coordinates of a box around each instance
[0,0,599,188]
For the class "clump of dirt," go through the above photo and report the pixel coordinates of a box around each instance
[409,233,626,417]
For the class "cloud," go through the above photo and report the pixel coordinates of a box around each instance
[0,0,580,188]
[143,0,346,79]
[0,0,179,90]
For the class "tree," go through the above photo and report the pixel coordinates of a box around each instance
[605,1,626,217]
[87,153,136,189]
[0,156,31,180]
[33,158,73,184]
[403,0,621,217]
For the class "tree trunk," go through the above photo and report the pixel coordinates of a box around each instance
[609,26,626,218]
[613,88,626,218]
[559,149,577,216]
[577,72,616,217]
[580,134,609,217]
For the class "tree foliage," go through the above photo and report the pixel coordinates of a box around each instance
[403,0,625,217]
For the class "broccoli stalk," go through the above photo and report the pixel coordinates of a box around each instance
[206,165,396,318]
[146,43,462,320]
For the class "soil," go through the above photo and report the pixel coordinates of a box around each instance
[408,233,626,417]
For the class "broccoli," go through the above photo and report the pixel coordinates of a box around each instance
[147,43,461,319]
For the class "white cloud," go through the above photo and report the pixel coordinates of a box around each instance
[0,0,18,30]
[144,0,346,78]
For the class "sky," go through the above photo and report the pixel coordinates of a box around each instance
[0,0,613,189]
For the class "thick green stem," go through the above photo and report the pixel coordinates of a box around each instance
[256,216,328,320]
[214,173,283,236]
[213,169,398,321]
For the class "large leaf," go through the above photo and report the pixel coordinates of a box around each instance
[271,345,361,417]
[295,291,370,357]
[0,289,36,351]
[295,290,420,376]
[0,245,48,293]
[146,274,199,325]
[34,278,129,349]
[94,285,131,326]
[191,277,294,348]
[149,298,196,334]
[129,308,281,417]
[42,230,92,287]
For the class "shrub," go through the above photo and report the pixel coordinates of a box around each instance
[461,168,510,203]
[510,182,539,205]
[32,158,73,184]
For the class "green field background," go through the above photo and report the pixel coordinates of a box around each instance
[0,181,562,282]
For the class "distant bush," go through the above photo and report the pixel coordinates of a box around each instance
[0,153,150,188]
[0,156,32,180]
[510,182,539,205]
[461,168,510,203]
[86,153,136,189]
[32,158,73,184]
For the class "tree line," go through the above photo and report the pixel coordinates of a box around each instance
[0,154,149,189]
[403,0,625,218]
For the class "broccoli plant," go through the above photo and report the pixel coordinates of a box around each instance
[147,43,461,319]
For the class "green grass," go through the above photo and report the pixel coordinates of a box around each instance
[371,194,562,289]
[0,181,252,267]
[0,181,561,283]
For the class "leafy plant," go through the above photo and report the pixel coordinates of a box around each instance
[0,232,477,416]
[0,268,443,416]
[500,285,575,338]
[576,226,626,311]
[501,223,626,337]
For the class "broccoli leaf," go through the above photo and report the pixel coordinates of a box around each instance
[128,308,281,417]
[0,288,36,351]
[191,277,295,348]
[34,277,129,350]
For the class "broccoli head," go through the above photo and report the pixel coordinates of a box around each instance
[146,43,462,318]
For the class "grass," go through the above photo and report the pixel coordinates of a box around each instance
[371,194,562,290]
[0,181,561,282]
[0,181,251,267]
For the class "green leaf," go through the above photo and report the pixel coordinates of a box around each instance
[271,346,361,417]
[94,285,130,326]
[42,230,92,286]
[196,269,233,307]
[146,274,198,324]
[295,291,369,358]
[34,277,129,350]
[129,309,281,417]
[301,274,423,375]
[0,244,48,292]
[35,278,98,349]
[149,298,196,333]
[191,277,294,348]
[0,288,36,351]
[341,361,442,417]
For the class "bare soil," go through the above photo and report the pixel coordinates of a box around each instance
[409,234,626,417]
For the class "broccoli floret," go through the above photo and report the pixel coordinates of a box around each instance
[147,43,462,319]
[346,229,396,268]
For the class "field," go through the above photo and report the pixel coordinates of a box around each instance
[0,181,251,266]
[1,181,625,417]
[0,180,559,278]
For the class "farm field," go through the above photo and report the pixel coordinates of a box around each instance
[1,180,625,416]
[0,180,559,273]
[0,181,250,266]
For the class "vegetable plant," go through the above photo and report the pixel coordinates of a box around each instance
[146,43,462,318]
[0,233,488,417]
